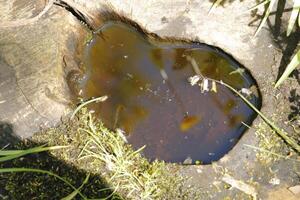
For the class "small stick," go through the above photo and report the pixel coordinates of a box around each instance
[243,144,300,162]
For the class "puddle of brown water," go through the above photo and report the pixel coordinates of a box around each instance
[72,21,261,164]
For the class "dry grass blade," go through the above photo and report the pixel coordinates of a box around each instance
[254,0,277,37]
[222,174,257,199]
[275,49,300,88]
[71,95,108,119]
[243,144,300,162]
[287,0,300,36]
[209,0,225,14]
[247,0,270,12]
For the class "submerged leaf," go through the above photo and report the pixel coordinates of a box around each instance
[229,68,245,75]
[180,116,201,132]
[275,50,300,88]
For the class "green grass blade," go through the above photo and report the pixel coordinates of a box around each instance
[0,149,29,156]
[275,49,300,88]
[254,0,277,37]
[247,0,270,12]
[0,144,47,156]
[0,145,68,162]
[71,96,108,119]
[299,7,300,26]
[62,174,90,200]
[287,0,300,36]
[0,154,33,162]
[0,168,88,200]
[209,0,224,14]
[0,144,65,155]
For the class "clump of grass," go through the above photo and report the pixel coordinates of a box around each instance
[78,111,170,199]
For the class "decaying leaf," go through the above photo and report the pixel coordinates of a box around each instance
[180,115,201,132]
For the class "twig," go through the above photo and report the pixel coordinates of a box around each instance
[0,0,55,28]
[222,174,257,200]
[241,121,253,129]
[243,144,300,162]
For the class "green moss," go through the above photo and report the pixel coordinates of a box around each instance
[254,117,287,164]
[83,31,93,45]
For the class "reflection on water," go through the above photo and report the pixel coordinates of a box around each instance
[71,21,261,164]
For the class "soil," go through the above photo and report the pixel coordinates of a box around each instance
[0,0,299,199]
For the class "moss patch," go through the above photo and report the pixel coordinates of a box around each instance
[253,112,299,165]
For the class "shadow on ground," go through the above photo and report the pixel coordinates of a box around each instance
[264,0,300,81]
[251,0,300,131]
[208,0,245,6]
[0,122,120,200]
[288,89,300,121]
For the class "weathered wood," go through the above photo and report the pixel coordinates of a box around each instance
[0,0,88,138]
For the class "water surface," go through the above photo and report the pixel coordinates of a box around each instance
[72,21,261,164]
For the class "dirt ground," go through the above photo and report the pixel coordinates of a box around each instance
[0,0,299,199]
